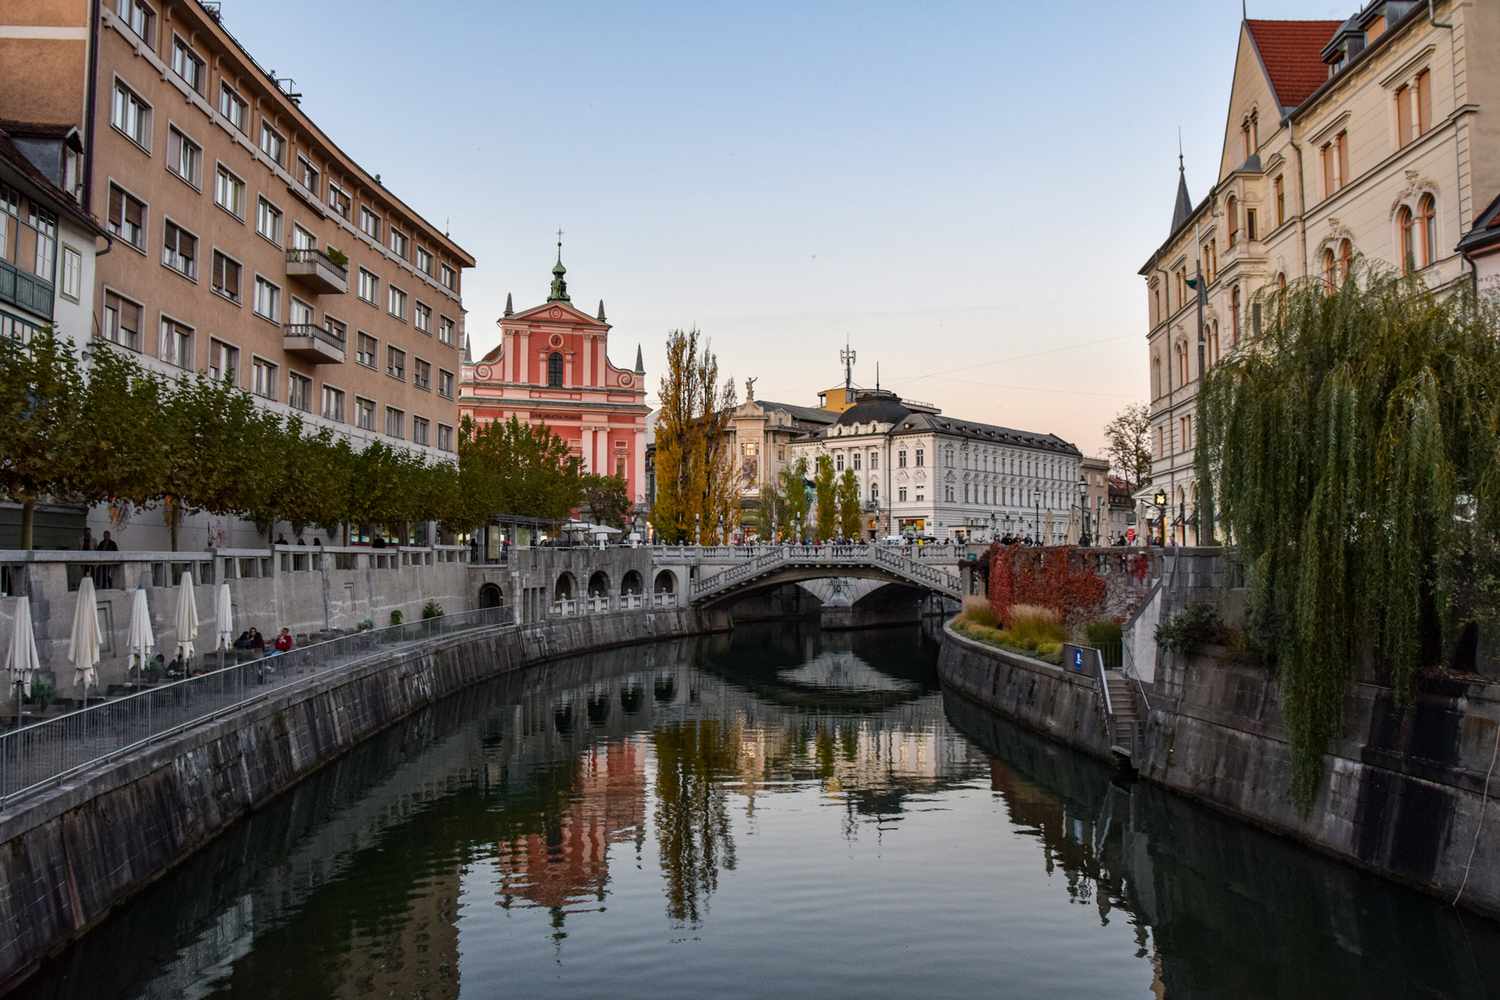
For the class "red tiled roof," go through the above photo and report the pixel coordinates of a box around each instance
[1245,19,1342,109]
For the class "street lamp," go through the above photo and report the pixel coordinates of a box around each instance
[988,511,996,544]
[1152,488,1168,545]
[1032,489,1042,545]
[1077,475,1090,546]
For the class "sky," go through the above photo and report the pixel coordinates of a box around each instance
[224,0,1355,456]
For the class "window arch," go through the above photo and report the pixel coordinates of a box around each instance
[1207,322,1220,367]
[1398,206,1415,274]
[547,351,564,387]
[1322,247,1337,289]
[1152,354,1162,397]
[1230,285,1241,346]
[1418,194,1437,268]
[1338,239,1353,282]
[1226,195,1240,245]
[1176,341,1189,384]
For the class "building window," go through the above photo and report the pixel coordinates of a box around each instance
[416,246,432,275]
[390,228,408,259]
[170,36,203,92]
[438,316,454,345]
[870,482,879,502]
[116,0,155,43]
[286,371,311,412]
[1335,131,1349,191]
[1274,174,1285,226]
[356,332,377,368]
[358,268,377,304]
[208,338,237,383]
[251,357,277,398]
[289,296,314,327]
[1418,194,1437,268]
[291,224,317,253]
[253,276,280,322]
[297,155,319,196]
[385,407,404,439]
[258,123,285,166]
[167,126,201,187]
[355,397,375,431]
[1322,247,1338,288]
[852,452,861,471]
[440,263,456,291]
[1246,208,1257,241]
[218,83,247,133]
[547,351,564,387]
[321,385,344,422]
[107,184,145,249]
[413,358,431,391]
[324,315,346,345]
[1339,239,1353,282]
[414,301,431,333]
[898,450,907,469]
[255,197,282,244]
[387,285,406,320]
[386,346,406,381]
[1230,285,1241,346]
[1415,69,1432,136]
[1395,83,1412,147]
[157,316,192,367]
[438,369,454,398]
[328,183,351,220]
[60,245,82,301]
[1226,195,1239,245]
[898,487,908,503]
[412,416,430,446]
[359,206,381,241]
[870,452,878,470]
[214,164,245,218]
[834,453,844,472]
[210,250,242,303]
[161,220,196,279]
[437,423,454,452]
[915,448,924,468]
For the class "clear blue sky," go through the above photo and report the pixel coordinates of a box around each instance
[227,0,1350,455]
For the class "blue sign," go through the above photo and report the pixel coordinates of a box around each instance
[1072,648,1084,673]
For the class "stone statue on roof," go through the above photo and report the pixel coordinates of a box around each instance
[745,377,757,401]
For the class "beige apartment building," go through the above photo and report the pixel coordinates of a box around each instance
[0,0,473,547]
[1138,0,1499,543]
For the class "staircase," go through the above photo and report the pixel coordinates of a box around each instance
[1104,670,1143,761]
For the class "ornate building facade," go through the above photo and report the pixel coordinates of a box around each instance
[461,247,650,509]
[1139,0,1499,543]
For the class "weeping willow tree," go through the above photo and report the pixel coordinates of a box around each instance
[1197,266,1500,807]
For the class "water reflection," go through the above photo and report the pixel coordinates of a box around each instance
[20,624,1500,1000]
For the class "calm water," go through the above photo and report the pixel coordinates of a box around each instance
[20,624,1500,999]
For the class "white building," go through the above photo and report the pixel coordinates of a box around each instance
[788,390,1084,543]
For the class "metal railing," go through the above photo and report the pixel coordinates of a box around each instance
[0,606,513,808]
[283,322,347,349]
[285,246,349,280]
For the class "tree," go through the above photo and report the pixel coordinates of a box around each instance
[777,457,810,539]
[1196,268,1500,808]
[836,468,862,539]
[650,328,739,543]
[581,473,631,528]
[813,455,836,541]
[1103,402,1152,490]
[0,330,84,549]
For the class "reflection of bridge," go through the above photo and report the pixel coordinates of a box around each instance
[684,544,963,607]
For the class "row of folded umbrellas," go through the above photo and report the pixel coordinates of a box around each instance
[2,573,236,711]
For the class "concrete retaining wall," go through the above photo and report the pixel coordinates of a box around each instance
[937,624,1113,762]
[0,606,727,992]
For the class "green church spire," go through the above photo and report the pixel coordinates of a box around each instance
[547,228,570,303]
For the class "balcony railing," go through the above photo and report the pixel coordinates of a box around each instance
[283,323,346,364]
[285,248,349,294]
[0,258,54,321]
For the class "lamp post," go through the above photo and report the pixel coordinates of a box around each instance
[1032,489,1042,545]
[1152,488,1168,545]
[1077,475,1090,546]
[988,511,996,544]
[694,512,700,547]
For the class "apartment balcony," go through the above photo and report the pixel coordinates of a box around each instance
[283,323,346,364]
[285,248,348,295]
[0,257,54,321]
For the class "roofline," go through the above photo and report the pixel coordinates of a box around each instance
[1282,0,1431,126]
[181,0,475,266]
[0,133,110,240]
[1138,193,1211,275]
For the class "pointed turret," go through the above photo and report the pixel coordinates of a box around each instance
[463,332,472,363]
[547,232,570,303]
[1171,152,1193,234]
[634,345,644,374]
[597,299,607,322]
[503,292,513,317]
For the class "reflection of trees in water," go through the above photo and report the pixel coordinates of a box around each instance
[652,721,740,925]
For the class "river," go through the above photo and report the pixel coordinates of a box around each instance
[19,624,1500,999]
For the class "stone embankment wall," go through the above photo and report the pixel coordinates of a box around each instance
[939,616,1500,918]
[0,607,728,992]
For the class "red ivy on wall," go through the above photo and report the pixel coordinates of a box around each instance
[988,544,1108,626]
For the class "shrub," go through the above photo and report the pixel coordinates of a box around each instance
[1155,603,1226,655]
[28,679,55,708]
[1035,640,1063,663]
[389,609,404,626]
[961,595,998,628]
[1006,603,1066,648]
[356,618,374,632]
[1084,619,1122,647]
[422,600,445,620]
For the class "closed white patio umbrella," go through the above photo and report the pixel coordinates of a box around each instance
[68,576,102,706]
[5,596,41,726]
[174,571,200,670]
[125,588,154,679]
[214,582,233,669]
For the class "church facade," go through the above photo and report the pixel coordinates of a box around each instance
[460,248,650,508]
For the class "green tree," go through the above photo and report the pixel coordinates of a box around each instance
[1196,268,1500,807]
[650,329,739,543]
[777,457,810,540]
[1103,402,1152,490]
[813,454,836,541]
[836,467,862,539]
[0,330,85,548]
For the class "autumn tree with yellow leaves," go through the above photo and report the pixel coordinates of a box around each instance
[650,329,741,543]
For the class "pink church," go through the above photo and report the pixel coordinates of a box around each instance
[461,246,650,509]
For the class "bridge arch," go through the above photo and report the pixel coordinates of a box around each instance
[554,572,577,602]
[477,582,504,609]
[587,570,611,597]
[654,570,677,595]
[621,570,644,596]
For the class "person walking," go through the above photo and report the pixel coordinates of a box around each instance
[96,530,118,588]
[273,627,294,653]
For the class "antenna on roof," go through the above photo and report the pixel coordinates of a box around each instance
[840,335,857,401]
[269,72,302,104]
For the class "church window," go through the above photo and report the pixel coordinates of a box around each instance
[547,351,563,387]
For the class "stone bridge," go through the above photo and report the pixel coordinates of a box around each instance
[680,544,963,607]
